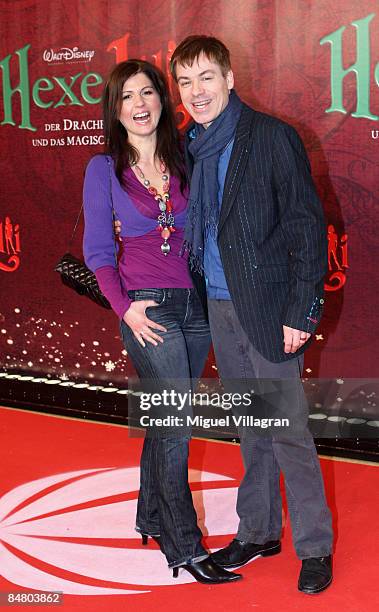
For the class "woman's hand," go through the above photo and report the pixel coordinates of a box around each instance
[123,300,167,347]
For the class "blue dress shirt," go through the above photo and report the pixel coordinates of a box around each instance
[204,138,234,299]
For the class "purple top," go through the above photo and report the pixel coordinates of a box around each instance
[83,155,192,319]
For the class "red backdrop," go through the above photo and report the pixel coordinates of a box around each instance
[1,0,378,382]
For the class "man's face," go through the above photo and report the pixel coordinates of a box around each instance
[175,53,234,128]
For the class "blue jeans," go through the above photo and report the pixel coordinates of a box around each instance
[120,288,211,567]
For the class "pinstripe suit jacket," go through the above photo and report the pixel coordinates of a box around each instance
[185,104,327,363]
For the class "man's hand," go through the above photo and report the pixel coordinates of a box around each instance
[123,300,167,347]
[114,219,121,237]
[283,325,311,353]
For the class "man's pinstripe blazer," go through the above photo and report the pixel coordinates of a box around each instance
[186,104,328,363]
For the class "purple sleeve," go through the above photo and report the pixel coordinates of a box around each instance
[83,155,130,320]
[95,266,131,320]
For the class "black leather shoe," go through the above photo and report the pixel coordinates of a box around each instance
[298,555,332,594]
[173,557,242,584]
[212,539,281,568]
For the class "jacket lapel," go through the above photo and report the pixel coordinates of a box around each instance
[218,105,256,235]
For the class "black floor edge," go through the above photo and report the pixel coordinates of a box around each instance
[2,397,378,463]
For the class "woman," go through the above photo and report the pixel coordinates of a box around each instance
[83,59,241,584]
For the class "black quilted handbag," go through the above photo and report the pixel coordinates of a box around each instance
[54,252,111,309]
[54,156,114,310]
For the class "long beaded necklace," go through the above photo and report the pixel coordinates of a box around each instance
[132,160,175,255]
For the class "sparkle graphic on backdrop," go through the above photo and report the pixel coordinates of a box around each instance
[0,308,127,378]
[0,467,238,594]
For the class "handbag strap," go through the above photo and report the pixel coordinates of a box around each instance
[68,155,117,264]
[68,203,84,248]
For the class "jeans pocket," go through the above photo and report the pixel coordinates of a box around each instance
[128,289,166,306]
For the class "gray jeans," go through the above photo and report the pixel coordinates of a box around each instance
[208,299,333,559]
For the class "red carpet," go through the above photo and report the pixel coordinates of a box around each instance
[0,406,378,611]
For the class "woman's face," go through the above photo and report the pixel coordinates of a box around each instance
[118,72,162,140]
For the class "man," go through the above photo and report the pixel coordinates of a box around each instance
[169,35,333,594]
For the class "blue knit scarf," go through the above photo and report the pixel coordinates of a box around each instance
[182,90,243,272]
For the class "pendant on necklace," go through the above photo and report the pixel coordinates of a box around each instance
[160,227,171,255]
[132,161,174,255]
[161,240,171,255]
[161,227,171,240]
